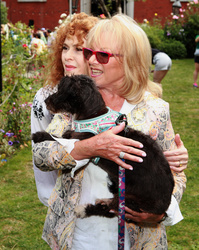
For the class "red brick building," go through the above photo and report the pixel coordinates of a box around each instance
[2,0,189,31]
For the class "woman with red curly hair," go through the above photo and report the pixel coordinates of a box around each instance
[31,13,99,207]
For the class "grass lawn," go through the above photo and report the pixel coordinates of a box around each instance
[0,145,49,249]
[162,59,199,250]
[0,59,198,249]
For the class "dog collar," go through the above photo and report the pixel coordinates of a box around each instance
[73,107,121,135]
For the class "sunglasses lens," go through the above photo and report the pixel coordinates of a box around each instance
[96,52,109,64]
[83,48,93,60]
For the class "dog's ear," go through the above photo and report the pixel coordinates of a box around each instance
[74,75,106,119]
[45,76,77,114]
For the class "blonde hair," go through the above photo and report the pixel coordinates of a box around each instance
[86,14,162,103]
[45,13,99,88]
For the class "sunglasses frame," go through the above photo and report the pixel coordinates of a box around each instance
[83,47,121,64]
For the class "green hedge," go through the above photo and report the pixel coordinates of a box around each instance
[159,39,187,59]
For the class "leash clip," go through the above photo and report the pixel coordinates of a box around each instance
[115,114,129,135]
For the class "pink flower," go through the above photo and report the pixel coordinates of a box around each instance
[173,15,179,19]
[181,15,184,18]
[23,44,28,48]
[194,0,198,4]
[100,14,106,19]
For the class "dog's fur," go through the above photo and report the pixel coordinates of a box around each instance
[32,75,174,219]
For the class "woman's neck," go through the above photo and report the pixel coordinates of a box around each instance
[99,89,125,112]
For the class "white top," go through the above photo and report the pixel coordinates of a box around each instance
[31,87,58,206]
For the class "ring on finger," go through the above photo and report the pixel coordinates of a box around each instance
[179,161,183,167]
[119,151,125,159]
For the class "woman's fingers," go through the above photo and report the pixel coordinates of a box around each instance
[110,122,144,149]
[170,165,187,172]
[164,133,188,172]
[164,152,188,172]
[124,207,164,223]
[72,122,147,167]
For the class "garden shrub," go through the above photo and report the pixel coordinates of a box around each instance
[1,21,47,163]
[141,24,164,49]
[164,1,199,58]
[159,39,187,59]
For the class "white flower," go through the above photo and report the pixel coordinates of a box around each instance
[60,13,67,19]
[58,19,63,24]
[66,14,73,21]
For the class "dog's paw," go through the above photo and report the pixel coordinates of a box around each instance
[75,205,87,218]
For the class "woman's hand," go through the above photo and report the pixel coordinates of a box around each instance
[70,122,146,170]
[164,134,188,172]
[125,206,165,224]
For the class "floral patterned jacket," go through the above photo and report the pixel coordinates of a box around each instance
[33,92,186,250]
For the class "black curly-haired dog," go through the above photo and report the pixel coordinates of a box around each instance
[32,74,174,219]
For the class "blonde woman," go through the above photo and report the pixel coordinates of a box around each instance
[33,14,187,249]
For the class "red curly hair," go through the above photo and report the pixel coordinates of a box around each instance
[44,13,99,88]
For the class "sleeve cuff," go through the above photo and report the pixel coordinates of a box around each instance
[51,136,89,178]
[163,195,183,226]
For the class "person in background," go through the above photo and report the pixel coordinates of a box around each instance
[30,33,46,55]
[151,48,172,85]
[46,29,55,49]
[36,28,47,45]
[31,13,99,207]
[193,34,199,88]
[1,23,10,39]
[33,14,187,249]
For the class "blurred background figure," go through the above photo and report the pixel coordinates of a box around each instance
[46,29,55,49]
[36,28,47,45]
[193,34,199,88]
[151,48,172,85]
[30,33,46,55]
[1,23,10,39]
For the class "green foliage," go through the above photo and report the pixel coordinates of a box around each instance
[2,22,32,59]
[1,21,47,162]
[0,2,8,24]
[164,2,199,57]
[141,24,164,49]
[140,1,199,59]
[142,23,186,59]
[159,39,187,59]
